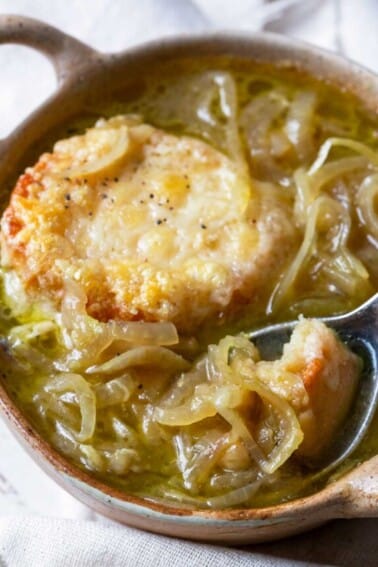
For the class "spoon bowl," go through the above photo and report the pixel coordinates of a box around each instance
[248,293,378,473]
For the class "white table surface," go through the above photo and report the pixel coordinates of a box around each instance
[0,1,377,565]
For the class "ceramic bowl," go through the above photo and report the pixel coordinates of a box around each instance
[0,14,377,544]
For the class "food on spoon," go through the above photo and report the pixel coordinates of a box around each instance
[281,320,361,458]
[156,320,360,477]
[245,319,361,460]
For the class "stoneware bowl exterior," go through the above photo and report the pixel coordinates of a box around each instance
[0,14,377,544]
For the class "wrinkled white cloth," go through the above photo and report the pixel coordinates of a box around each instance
[1,515,378,567]
[0,1,377,565]
[0,516,316,567]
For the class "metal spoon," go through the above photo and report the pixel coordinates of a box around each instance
[248,293,378,473]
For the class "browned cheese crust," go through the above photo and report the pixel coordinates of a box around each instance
[0,116,296,332]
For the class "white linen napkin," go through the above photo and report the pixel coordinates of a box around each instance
[0,516,304,567]
[0,1,377,565]
[1,515,378,566]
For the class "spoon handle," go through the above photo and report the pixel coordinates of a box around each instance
[323,292,378,338]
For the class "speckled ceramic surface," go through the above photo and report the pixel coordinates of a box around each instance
[0,14,377,544]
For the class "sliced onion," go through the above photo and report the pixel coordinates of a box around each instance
[357,174,378,240]
[155,488,207,508]
[240,90,289,183]
[62,126,130,179]
[108,448,138,475]
[181,432,232,491]
[159,360,207,409]
[87,346,189,375]
[62,279,178,346]
[252,360,309,409]
[94,375,135,408]
[60,279,179,371]
[208,334,260,384]
[46,373,96,442]
[111,416,139,444]
[310,155,368,193]
[152,71,246,167]
[155,387,217,426]
[308,137,378,175]
[241,91,288,155]
[285,90,316,162]
[9,321,56,342]
[80,445,105,471]
[210,469,259,491]
[107,320,178,346]
[6,320,57,372]
[240,376,304,474]
[269,195,367,313]
[217,407,268,470]
[61,278,88,331]
[206,479,263,508]
[294,156,368,222]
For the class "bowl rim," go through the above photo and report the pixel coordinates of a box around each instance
[1,26,378,152]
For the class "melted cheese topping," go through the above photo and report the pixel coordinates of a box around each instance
[0,116,295,331]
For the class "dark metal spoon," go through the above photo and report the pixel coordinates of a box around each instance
[248,293,378,472]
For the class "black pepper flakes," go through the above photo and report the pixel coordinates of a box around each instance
[138,384,143,390]
[156,219,163,225]
[201,224,207,229]
[64,193,71,201]
[88,211,93,216]
[101,193,108,199]
[114,177,119,182]
[149,193,154,199]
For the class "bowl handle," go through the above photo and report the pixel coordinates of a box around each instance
[0,15,98,150]
[337,456,378,518]
[0,14,97,84]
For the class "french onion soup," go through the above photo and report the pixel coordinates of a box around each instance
[0,59,377,509]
